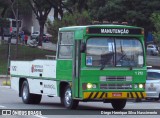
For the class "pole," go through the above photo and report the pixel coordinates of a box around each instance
[6,35,11,86]
[15,0,19,59]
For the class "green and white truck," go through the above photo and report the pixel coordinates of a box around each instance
[10,24,147,110]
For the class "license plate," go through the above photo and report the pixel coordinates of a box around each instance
[148,87,156,91]
[112,92,122,97]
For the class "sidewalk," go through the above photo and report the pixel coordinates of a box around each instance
[0,36,57,51]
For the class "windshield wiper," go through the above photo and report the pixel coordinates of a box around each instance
[100,52,114,70]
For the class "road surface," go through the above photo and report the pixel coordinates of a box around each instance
[0,86,160,118]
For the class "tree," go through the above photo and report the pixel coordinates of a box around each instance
[0,0,10,40]
[65,0,88,13]
[46,0,64,19]
[87,0,160,38]
[27,0,52,46]
[150,13,160,44]
[47,10,91,43]
[87,0,106,21]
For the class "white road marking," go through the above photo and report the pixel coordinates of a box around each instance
[34,115,48,118]
[0,86,11,89]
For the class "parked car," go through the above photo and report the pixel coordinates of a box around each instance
[31,31,52,42]
[145,69,160,100]
[31,31,40,39]
[35,34,51,42]
[147,44,159,56]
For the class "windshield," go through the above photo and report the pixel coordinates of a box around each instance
[86,37,144,68]
[147,72,160,80]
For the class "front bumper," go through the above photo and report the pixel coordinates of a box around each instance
[83,92,146,99]
[146,92,159,98]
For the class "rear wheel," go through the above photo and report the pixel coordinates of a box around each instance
[154,94,160,101]
[21,81,42,104]
[111,99,127,110]
[62,85,79,109]
[135,98,142,102]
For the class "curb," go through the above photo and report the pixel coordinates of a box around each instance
[0,75,9,79]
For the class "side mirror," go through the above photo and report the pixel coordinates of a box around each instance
[80,42,86,53]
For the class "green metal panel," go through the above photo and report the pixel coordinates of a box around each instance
[75,30,84,40]
[57,25,146,99]
[56,60,72,81]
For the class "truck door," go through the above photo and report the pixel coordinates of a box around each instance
[72,40,81,98]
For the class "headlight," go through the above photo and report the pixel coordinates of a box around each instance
[87,83,93,89]
[139,84,143,89]
[86,83,97,89]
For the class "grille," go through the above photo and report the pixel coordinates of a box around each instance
[106,76,126,81]
[100,76,132,82]
[100,83,132,90]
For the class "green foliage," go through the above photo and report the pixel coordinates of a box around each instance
[87,0,106,21]
[46,10,91,43]
[65,0,88,13]
[87,0,160,32]
[150,13,160,43]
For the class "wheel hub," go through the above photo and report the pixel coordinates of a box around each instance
[23,85,28,100]
[65,88,71,105]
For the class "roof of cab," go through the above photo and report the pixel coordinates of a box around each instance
[59,24,143,31]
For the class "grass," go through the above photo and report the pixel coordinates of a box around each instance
[0,42,56,74]
[2,80,10,86]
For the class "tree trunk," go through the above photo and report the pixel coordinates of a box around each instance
[54,8,58,19]
[38,21,45,46]
[0,27,4,40]
[1,7,7,40]
[59,0,63,19]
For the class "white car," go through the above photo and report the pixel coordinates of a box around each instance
[31,31,40,39]
[147,44,159,56]
[146,69,160,100]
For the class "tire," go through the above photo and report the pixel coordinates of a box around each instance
[60,91,64,105]
[111,99,127,110]
[154,94,160,101]
[60,97,64,105]
[154,98,159,101]
[21,81,42,104]
[151,51,154,56]
[62,85,79,109]
[135,98,142,102]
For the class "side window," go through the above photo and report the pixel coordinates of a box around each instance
[58,32,74,59]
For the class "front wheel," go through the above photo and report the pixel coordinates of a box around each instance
[62,85,79,109]
[111,99,127,110]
